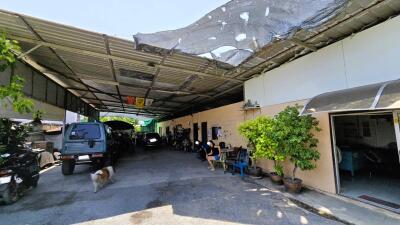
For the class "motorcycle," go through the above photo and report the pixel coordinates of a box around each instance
[182,138,192,152]
[194,141,208,161]
[0,150,40,205]
[173,128,192,152]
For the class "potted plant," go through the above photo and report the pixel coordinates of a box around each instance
[32,110,43,124]
[274,106,321,193]
[251,116,286,184]
[238,117,264,177]
[31,110,44,132]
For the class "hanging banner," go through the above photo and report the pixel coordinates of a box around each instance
[136,97,145,108]
[145,98,154,106]
[126,96,135,105]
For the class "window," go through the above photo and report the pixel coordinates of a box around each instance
[212,127,221,140]
[69,124,101,140]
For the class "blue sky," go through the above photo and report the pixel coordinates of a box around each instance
[0,0,229,40]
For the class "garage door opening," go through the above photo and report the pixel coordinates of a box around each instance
[332,112,400,212]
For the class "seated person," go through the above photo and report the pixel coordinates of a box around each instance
[206,140,221,171]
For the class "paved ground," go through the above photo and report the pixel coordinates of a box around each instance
[0,147,343,225]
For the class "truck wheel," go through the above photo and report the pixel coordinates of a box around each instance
[2,180,18,205]
[62,160,75,175]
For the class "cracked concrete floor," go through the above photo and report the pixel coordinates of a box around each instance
[0,147,343,225]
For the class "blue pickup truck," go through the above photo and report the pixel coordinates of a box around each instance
[61,122,116,175]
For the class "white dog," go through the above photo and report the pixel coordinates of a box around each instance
[90,166,114,193]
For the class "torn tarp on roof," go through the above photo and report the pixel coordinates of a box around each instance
[133,0,348,66]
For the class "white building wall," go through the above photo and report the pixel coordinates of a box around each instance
[0,98,65,121]
[245,15,400,107]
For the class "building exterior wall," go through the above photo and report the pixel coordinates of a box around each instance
[157,102,247,148]
[242,15,400,194]
[158,16,400,195]
[158,100,336,193]
[251,101,336,194]
[0,97,65,121]
[245,15,400,108]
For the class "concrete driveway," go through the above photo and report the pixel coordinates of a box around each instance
[0,147,343,225]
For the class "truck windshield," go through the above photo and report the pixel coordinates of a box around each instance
[69,124,101,140]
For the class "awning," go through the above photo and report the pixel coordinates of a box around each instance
[301,79,400,114]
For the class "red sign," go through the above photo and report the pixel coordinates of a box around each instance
[126,96,135,105]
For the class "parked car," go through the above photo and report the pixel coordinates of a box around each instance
[143,133,161,148]
[61,122,117,175]
[103,121,135,153]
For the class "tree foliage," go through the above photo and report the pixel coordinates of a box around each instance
[238,116,285,176]
[100,116,138,126]
[238,106,321,178]
[0,118,31,166]
[0,33,33,114]
[274,105,321,180]
[238,117,264,147]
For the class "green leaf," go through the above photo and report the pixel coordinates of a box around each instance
[0,33,33,114]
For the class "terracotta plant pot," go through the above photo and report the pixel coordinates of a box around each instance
[248,167,263,177]
[283,178,302,193]
[270,172,283,185]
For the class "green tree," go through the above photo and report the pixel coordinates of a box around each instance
[274,105,321,181]
[1,33,34,165]
[238,117,263,148]
[0,33,33,114]
[254,116,285,176]
[238,116,285,176]
[100,116,138,126]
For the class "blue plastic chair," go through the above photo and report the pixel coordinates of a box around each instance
[232,149,249,177]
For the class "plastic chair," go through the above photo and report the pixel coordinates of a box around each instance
[231,149,249,177]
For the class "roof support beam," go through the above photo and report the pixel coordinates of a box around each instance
[61,72,212,97]
[103,110,162,117]
[16,14,106,110]
[67,87,187,104]
[17,44,42,59]
[289,38,317,52]
[144,53,168,99]
[92,104,172,113]
[103,34,125,111]
[100,106,165,114]
[159,59,213,107]
[38,64,122,103]
[174,83,243,115]
[81,97,175,112]
[8,35,243,83]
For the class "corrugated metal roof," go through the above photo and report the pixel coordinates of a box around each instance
[0,9,242,117]
[1,0,399,118]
